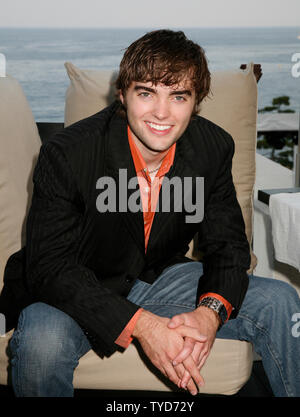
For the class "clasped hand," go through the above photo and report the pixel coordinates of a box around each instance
[168,307,220,393]
[133,308,219,395]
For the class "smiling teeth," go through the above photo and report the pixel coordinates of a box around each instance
[146,122,171,131]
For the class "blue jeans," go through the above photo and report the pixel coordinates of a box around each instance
[10,262,300,397]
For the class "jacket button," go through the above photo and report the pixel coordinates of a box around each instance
[126,275,134,283]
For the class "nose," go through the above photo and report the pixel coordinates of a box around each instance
[152,97,170,120]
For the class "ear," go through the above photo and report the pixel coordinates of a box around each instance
[119,90,125,105]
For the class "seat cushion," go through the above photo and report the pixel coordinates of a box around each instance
[73,338,253,395]
[0,331,252,395]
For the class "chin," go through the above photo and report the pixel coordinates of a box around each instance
[146,142,173,153]
[146,136,177,150]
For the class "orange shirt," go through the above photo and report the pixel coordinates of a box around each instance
[115,126,232,349]
[127,125,176,252]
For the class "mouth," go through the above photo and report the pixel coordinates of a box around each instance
[145,121,173,135]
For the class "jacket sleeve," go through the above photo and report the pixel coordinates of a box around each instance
[197,133,251,318]
[25,140,140,357]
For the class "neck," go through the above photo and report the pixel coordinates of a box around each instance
[131,134,168,168]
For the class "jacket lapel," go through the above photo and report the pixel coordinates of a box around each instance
[104,109,145,255]
[146,132,200,256]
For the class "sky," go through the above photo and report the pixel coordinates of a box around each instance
[0,0,299,28]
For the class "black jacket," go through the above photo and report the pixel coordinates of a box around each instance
[0,101,250,357]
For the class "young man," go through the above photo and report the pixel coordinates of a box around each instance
[1,30,299,397]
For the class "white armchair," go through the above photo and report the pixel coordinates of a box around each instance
[0,62,260,395]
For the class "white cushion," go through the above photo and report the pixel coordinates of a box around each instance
[199,64,258,270]
[0,331,252,395]
[0,75,41,289]
[73,338,253,395]
[64,62,118,128]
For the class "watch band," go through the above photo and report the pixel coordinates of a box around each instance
[197,296,228,328]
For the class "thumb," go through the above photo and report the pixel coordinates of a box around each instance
[176,325,207,342]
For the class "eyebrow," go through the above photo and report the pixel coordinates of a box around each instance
[134,85,192,96]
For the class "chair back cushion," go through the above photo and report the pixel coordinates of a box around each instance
[64,62,258,272]
[0,75,41,287]
[198,65,258,271]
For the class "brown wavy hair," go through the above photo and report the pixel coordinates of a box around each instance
[116,29,211,113]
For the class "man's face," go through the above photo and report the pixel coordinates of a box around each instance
[120,79,196,156]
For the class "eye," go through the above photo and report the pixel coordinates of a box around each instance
[138,91,151,98]
[174,95,186,102]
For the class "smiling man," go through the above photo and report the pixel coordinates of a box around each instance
[2,29,299,397]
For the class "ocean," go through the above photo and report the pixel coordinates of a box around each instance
[0,27,300,122]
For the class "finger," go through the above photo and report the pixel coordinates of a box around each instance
[198,350,209,370]
[180,369,192,390]
[176,325,207,342]
[174,365,198,395]
[163,361,181,387]
[190,341,204,367]
[198,348,208,364]
[180,366,202,396]
[197,341,211,365]
[167,315,184,329]
[183,355,205,388]
[162,354,192,388]
[156,359,181,387]
[172,337,195,365]
[186,377,199,396]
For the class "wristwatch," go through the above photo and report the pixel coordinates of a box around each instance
[197,297,228,328]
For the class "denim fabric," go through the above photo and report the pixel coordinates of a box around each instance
[10,262,300,397]
[10,302,91,397]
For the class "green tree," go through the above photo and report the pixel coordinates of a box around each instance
[259,96,295,114]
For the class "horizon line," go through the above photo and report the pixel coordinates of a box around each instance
[0,25,299,30]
